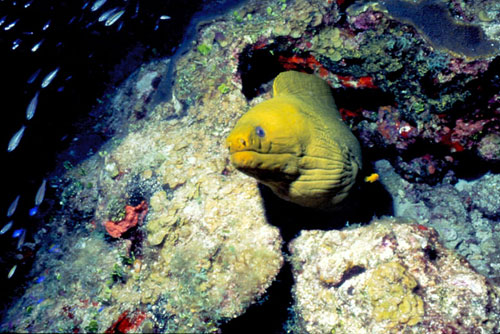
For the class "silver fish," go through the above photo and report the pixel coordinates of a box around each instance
[41,67,59,88]
[12,228,24,238]
[7,265,17,279]
[7,195,20,217]
[31,39,44,52]
[7,125,26,152]
[26,91,39,120]
[91,0,107,12]
[105,9,125,27]
[0,221,13,234]
[35,179,46,206]
[0,16,6,27]
[4,19,19,31]
[28,68,41,84]
[42,20,50,30]
[132,2,139,18]
[12,39,21,50]
[17,229,25,249]
[98,7,119,22]
[160,15,171,20]
[24,0,33,8]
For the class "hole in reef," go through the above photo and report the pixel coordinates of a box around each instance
[236,39,395,231]
[228,39,403,333]
[332,86,394,111]
[237,41,290,99]
[259,179,393,243]
[423,246,438,261]
[238,40,396,109]
[237,40,500,186]
[332,265,366,288]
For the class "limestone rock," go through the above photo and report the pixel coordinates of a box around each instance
[288,218,500,334]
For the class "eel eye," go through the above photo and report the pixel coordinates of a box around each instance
[255,126,265,138]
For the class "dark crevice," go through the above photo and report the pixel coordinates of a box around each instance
[423,246,438,261]
[238,43,291,99]
[220,250,294,334]
[332,87,395,111]
[332,265,366,288]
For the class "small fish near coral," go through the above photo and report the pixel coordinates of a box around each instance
[226,71,362,210]
[364,173,379,183]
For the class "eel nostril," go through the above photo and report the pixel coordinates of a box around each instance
[238,138,246,147]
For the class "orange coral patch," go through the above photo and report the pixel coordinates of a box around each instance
[104,201,148,238]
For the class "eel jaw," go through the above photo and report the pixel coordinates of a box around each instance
[229,150,300,184]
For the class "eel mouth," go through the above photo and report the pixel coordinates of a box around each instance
[229,150,300,183]
[230,150,261,168]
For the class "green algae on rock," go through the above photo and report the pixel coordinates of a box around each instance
[379,0,499,58]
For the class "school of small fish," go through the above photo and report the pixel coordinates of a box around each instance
[2,178,46,278]
[4,0,171,154]
[1,0,172,280]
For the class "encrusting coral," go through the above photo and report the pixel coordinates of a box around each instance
[365,261,424,328]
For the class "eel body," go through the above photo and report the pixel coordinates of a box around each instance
[226,71,362,210]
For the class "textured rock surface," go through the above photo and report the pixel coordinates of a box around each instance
[0,3,285,331]
[456,173,500,219]
[375,159,500,281]
[288,218,500,334]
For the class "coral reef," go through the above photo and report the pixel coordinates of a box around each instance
[105,310,147,334]
[380,0,499,58]
[230,0,500,182]
[0,2,288,331]
[478,133,500,162]
[288,218,500,334]
[375,159,500,281]
[2,0,500,332]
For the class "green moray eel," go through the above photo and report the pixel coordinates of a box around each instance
[226,71,362,210]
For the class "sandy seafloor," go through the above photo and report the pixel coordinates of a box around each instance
[1,0,500,333]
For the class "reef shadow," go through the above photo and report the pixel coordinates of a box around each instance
[260,178,393,243]
[219,252,294,334]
